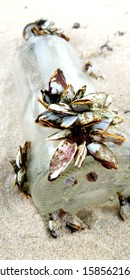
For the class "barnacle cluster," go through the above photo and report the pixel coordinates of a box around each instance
[49,209,86,238]
[23,19,70,41]
[35,68,125,181]
[10,141,31,196]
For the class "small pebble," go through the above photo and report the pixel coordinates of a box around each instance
[114,31,125,36]
[72,22,80,29]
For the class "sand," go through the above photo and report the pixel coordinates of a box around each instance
[0,0,130,259]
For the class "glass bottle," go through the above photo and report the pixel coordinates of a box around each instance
[13,20,130,215]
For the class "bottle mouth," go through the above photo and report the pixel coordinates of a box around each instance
[23,19,70,41]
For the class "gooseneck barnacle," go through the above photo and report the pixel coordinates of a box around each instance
[35,68,125,181]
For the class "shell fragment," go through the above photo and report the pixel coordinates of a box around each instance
[48,140,77,181]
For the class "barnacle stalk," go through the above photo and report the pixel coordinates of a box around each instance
[13,19,130,217]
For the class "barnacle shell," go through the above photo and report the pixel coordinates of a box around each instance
[84,92,113,108]
[10,141,31,196]
[48,140,77,181]
[48,209,86,237]
[90,130,125,145]
[61,115,78,128]
[46,129,71,141]
[48,103,76,115]
[71,98,93,112]
[60,84,75,104]
[35,111,62,128]
[75,111,101,126]
[87,142,118,169]
[49,69,67,94]
[74,141,87,168]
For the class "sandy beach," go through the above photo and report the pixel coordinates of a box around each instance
[0,0,130,259]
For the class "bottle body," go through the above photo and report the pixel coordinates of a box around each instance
[14,34,130,214]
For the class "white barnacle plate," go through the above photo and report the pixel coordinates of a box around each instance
[60,84,75,104]
[48,103,76,115]
[92,118,112,131]
[36,111,62,128]
[61,115,77,128]
[50,82,64,94]
[84,92,113,108]
[46,129,72,141]
[75,111,101,126]
[16,147,22,168]
[74,141,87,168]
[71,97,93,112]
[49,69,67,95]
